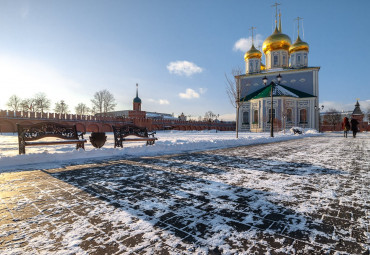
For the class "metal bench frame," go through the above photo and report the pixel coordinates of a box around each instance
[17,122,86,154]
[112,125,157,148]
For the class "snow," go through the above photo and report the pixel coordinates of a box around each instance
[0,130,320,172]
[0,131,368,254]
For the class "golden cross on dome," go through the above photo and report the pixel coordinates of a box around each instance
[356,98,360,101]
[272,2,281,24]
[294,16,303,35]
[249,26,256,44]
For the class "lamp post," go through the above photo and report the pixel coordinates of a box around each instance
[262,74,281,137]
[315,105,324,132]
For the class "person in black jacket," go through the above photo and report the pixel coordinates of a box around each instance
[341,117,351,138]
[350,118,359,138]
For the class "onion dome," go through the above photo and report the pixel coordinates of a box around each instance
[244,44,262,60]
[262,27,292,54]
[133,83,141,103]
[133,96,141,103]
[289,35,309,54]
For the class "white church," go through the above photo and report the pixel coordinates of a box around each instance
[236,9,320,132]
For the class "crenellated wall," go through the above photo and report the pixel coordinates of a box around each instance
[0,110,235,133]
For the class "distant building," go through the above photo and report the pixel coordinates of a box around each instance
[99,84,176,120]
[235,9,320,132]
[320,100,369,131]
[178,112,187,121]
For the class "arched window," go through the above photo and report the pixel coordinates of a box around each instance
[274,55,278,66]
[297,54,301,65]
[253,110,258,123]
[287,108,292,122]
[249,62,253,72]
[299,109,307,123]
[282,54,286,66]
[242,112,249,124]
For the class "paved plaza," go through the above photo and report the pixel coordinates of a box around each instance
[0,133,369,254]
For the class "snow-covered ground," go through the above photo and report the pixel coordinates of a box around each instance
[0,132,368,254]
[0,129,320,171]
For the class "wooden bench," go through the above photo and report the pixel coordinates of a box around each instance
[112,125,157,148]
[17,122,86,154]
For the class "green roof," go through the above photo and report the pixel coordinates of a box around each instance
[133,97,142,103]
[240,83,316,101]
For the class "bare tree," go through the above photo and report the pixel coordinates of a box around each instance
[103,91,116,113]
[91,89,116,114]
[75,103,90,115]
[90,106,98,115]
[20,98,36,112]
[204,111,216,122]
[324,108,342,131]
[54,100,69,114]
[34,93,51,113]
[225,67,245,138]
[91,91,104,114]
[6,95,22,111]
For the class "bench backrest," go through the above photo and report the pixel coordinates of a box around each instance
[112,125,149,138]
[17,122,79,141]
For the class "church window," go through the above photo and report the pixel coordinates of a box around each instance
[268,108,276,122]
[304,53,307,64]
[249,62,253,72]
[282,54,286,66]
[299,109,307,123]
[253,110,258,124]
[287,108,292,122]
[273,55,278,66]
[243,111,249,124]
[297,54,301,65]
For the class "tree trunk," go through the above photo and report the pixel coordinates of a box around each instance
[236,105,239,138]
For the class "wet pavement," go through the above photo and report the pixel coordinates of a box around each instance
[0,133,369,254]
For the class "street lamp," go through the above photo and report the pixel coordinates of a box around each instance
[315,105,324,132]
[262,74,281,137]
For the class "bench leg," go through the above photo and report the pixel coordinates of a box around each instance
[19,144,25,154]
[76,142,85,150]
[146,140,155,146]
[18,140,25,154]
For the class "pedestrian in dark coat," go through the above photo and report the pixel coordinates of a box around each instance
[341,117,350,138]
[350,118,359,138]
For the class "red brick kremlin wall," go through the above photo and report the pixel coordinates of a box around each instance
[0,110,235,133]
[320,115,369,132]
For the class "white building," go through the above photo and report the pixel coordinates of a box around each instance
[236,12,320,132]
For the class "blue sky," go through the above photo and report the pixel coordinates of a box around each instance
[0,0,369,120]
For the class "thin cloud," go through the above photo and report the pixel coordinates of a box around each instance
[179,88,200,99]
[233,34,263,52]
[148,99,170,105]
[167,61,203,76]
[199,88,207,94]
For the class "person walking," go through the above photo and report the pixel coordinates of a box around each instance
[350,118,359,138]
[341,117,350,138]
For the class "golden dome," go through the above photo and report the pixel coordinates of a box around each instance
[244,44,262,60]
[262,27,292,54]
[289,35,309,54]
